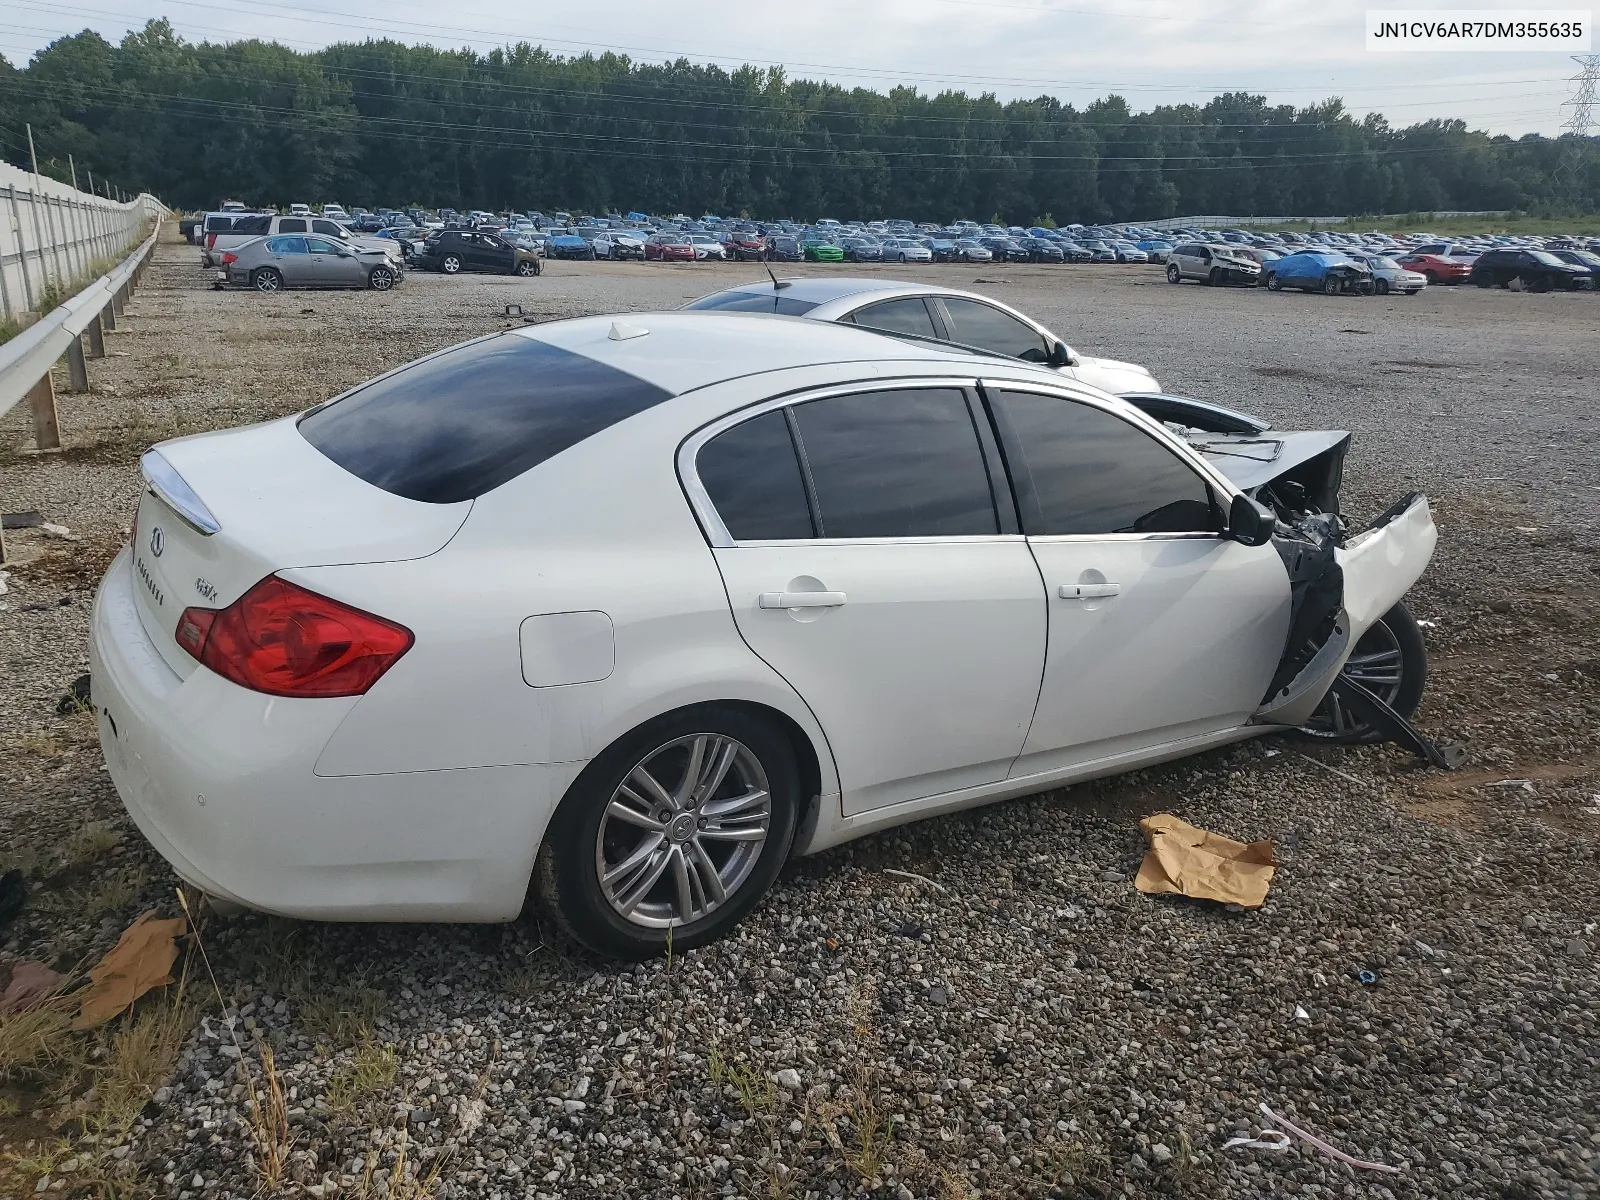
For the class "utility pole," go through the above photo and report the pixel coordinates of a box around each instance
[26,122,40,182]
[69,154,78,191]
[87,167,95,195]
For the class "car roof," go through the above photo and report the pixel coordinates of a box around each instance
[511,310,1028,395]
[703,276,1009,307]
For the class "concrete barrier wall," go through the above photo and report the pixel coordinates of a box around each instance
[0,161,167,322]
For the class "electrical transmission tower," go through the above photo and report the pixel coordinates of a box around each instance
[1555,55,1599,207]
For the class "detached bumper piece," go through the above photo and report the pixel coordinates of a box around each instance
[1324,676,1466,770]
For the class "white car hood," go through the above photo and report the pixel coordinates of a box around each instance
[1067,354,1160,396]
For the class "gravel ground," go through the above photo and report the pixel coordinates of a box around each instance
[1,229,1596,1199]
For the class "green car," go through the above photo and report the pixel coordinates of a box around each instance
[802,238,844,263]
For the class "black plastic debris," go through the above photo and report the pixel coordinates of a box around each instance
[56,673,92,715]
[0,869,25,928]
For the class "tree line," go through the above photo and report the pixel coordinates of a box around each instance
[2,19,1597,223]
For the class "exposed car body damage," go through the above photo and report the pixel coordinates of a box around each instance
[1142,397,1444,756]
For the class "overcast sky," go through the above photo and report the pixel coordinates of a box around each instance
[0,0,1586,135]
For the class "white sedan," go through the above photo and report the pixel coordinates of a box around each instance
[683,277,1162,396]
[90,313,1436,958]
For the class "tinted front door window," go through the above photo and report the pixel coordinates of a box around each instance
[990,390,1220,535]
[938,299,1050,362]
[848,298,939,339]
[791,389,997,538]
[697,411,814,541]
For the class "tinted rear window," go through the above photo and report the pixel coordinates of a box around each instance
[299,335,674,504]
[684,290,818,316]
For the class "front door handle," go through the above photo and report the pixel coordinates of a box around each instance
[759,591,847,609]
[1058,583,1121,600]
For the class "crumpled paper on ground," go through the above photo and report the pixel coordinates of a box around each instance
[1135,813,1278,908]
[0,961,64,1013]
[72,910,187,1029]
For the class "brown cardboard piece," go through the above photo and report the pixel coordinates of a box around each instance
[1135,813,1278,908]
[72,910,187,1029]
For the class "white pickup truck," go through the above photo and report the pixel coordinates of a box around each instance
[202,214,402,268]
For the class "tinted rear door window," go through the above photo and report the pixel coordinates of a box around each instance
[791,389,997,538]
[847,298,939,339]
[938,299,1050,362]
[299,335,674,504]
[697,411,814,540]
[990,390,1220,535]
[278,218,308,233]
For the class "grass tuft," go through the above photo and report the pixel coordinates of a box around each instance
[328,1041,398,1120]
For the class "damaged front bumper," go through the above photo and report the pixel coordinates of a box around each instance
[1256,493,1437,728]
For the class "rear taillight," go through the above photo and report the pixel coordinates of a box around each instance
[206,234,216,248]
[220,252,237,265]
[176,576,413,698]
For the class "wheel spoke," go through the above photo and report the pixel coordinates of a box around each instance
[700,787,768,820]
[674,735,711,805]
[627,764,676,812]
[602,832,665,887]
[698,820,768,843]
[690,738,739,807]
[606,797,664,832]
[670,846,695,923]
[687,840,728,904]
[614,843,674,915]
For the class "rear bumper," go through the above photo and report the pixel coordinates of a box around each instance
[90,551,581,922]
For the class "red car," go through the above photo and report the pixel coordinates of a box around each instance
[644,234,696,262]
[727,232,768,261]
[1395,253,1471,285]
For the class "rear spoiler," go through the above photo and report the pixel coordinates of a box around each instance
[141,450,220,535]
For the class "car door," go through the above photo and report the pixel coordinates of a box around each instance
[688,385,1047,815]
[306,236,364,285]
[476,234,514,273]
[263,236,312,284]
[983,384,1290,777]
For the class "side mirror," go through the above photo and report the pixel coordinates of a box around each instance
[1048,342,1075,368]
[1228,494,1276,547]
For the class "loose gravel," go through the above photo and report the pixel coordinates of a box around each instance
[1,230,1596,1199]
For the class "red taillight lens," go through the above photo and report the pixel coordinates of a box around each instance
[220,252,237,265]
[176,576,413,698]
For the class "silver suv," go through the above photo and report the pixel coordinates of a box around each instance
[1166,242,1262,286]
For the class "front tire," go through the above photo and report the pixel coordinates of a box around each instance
[368,266,395,290]
[1322,276,1341,296]
[1166,263,1181,283]
[1375,278,1390,296]
[1265,273,1282,291]
[517,259,539,277]
[1301,601,1427,744]
[251,268,282,293]
[535,705,801,959]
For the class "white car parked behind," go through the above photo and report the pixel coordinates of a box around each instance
[92,314,1436,957]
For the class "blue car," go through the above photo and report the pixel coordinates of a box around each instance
[1264,251,1375,295]
[548,233,594,260]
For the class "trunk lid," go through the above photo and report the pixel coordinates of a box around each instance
[131,417,469,678]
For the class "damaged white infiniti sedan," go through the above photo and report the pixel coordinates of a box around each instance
[90,313,1436,958]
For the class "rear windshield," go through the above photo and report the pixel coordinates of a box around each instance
[298,335,674,504]
[683,291,819,316]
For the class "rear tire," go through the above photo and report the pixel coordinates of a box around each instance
[441,254,462,275]
[251,268,282,293]
[1166,263,1181,283]
[534,704,801,959]
[1300,601,1427,744]
[517,259,539,277]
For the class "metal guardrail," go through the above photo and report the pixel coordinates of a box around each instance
[0,225,161,563]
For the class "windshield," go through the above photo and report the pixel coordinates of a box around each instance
[1528,251,1565,266]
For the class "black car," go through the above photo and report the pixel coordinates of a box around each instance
[1548,249,1600,287]
[414,229,541,276]
[1016,237,1065,263]
[766,235,803,262]
[840,237,882,263]
[1468,249,1588,291]
[1057,242,1093,263]
[979,236,1031,263]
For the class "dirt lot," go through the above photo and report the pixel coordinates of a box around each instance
[1,229,1596,1199]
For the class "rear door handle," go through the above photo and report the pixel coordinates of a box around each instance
[759,591,847,609]
[1058,583,1121,600]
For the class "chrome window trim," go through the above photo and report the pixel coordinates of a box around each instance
[678,376,985,550]
[1026,532,1224,544]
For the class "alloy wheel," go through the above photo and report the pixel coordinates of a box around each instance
[1302,619,1404,739]
[595,733,771,929]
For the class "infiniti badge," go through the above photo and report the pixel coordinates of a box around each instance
[149,526,164,558]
